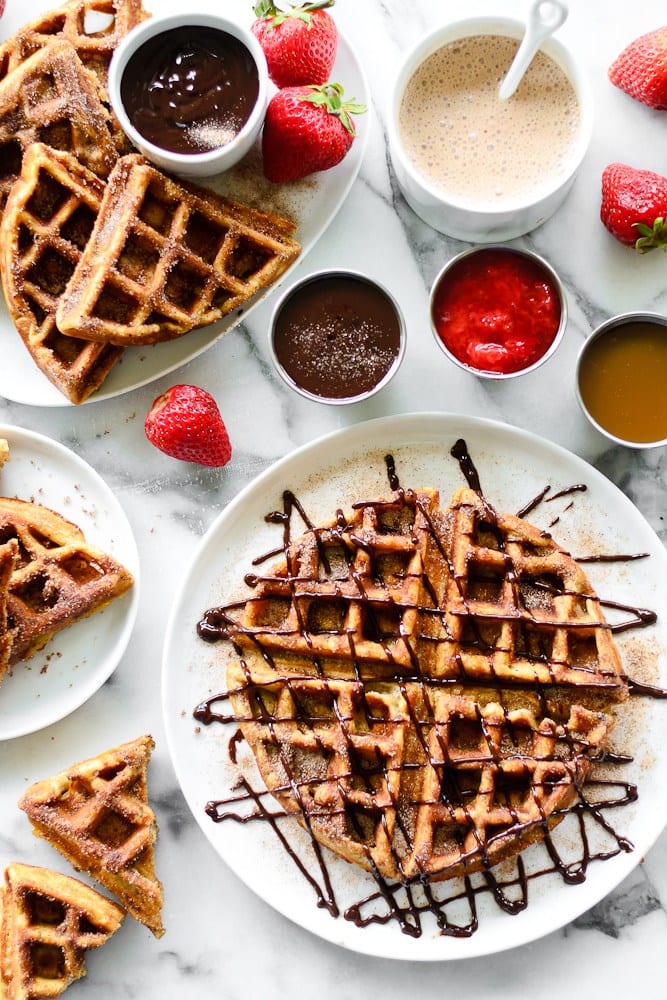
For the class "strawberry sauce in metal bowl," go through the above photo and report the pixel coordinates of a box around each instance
[430,245,567,379]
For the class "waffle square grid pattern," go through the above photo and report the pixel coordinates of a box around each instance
[212,484,628,885]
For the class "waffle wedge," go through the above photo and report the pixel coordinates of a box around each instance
[56,154,301,346]
[0,440,9,468]
[0,495,133,666]
[0,862,124,1000]
[0,39,118,208]
[18,736,164,938]
[215,484,627,883]
[0,143,123,404]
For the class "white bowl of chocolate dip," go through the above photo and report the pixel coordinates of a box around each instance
[387,16,593,241]
[109,12,269,178]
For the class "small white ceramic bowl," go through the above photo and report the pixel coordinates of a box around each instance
[576,312,667,449]
[108,12,268,178]
[269,270,406,405]
[387,16,593,242]
[429,245,567,379]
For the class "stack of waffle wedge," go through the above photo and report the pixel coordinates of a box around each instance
[219,484,628,883]
[0,0,301,403]
[1,735,163,998]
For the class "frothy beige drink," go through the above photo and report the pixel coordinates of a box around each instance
[398,34,580,207]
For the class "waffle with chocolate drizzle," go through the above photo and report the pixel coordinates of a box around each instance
[210,484,628,883]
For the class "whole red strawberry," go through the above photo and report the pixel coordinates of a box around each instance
[609,26,667,109]
[144,384,232,467]
[601,163,667,251]
[252,0,337,88]
[262,82,365,182]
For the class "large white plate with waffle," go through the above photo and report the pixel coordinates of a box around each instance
[162,413,667,960]
[0,0,369,406]
[0,424,139,740]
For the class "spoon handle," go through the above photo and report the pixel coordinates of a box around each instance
[498,0,568,101]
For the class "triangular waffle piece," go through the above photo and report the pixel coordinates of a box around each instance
[18,736,164,938]
[216,484,627,882]
[0,0,149,157]
[0,439,9,467]
[0,496,133,666]
[0,143,123,403]
[0,862,124,1000]
[0,39,118,208]
[0,539,17,684]
[56,154,301,346]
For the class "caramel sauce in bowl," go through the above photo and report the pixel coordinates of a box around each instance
[576,312,667,448]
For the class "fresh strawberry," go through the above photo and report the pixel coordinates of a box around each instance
[144,384,232,467]
[600,163,667,251]
[609,26,667,109]
[252,0,337,88]
[262,82,365,182]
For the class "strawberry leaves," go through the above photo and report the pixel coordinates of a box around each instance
[253,1,335,30]
[299,82,366,135]
[633,216,667,252]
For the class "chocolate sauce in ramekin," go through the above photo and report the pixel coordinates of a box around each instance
[271,274,404,400]
[120,26,259,153]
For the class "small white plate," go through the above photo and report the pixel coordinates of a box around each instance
[0,424,139,740]
[163,413,667,960]
[0,0,369,406]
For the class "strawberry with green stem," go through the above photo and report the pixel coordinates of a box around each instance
[262,81,365,182]
[252,0,338,88]
[601,162,667,251]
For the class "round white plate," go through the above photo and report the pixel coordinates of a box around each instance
[162,413,667,959]
[0,424,139,740]
[0,0,369,407]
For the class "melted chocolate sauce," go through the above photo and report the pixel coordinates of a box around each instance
[272,275,403,400]
[121,26,259,154]
[194,442,666,939]
[451,438,483,493]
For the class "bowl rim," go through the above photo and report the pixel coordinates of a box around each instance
[269,268,407,405]
[108,10,269,169]
[386,15,594,217]
[575,310,667,449]
[429,244,568,380]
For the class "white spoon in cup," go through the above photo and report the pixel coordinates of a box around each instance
[498,0,569,101]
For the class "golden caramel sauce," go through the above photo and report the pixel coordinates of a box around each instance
[578,320,667,444]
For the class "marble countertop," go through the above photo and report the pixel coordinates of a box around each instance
[2,0,667,995]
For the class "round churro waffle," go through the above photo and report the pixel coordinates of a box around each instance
[164,414,667,960]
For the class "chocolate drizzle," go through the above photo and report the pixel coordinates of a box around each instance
[193,441,665,940]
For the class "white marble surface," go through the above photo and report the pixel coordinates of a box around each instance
[1,0,667,995]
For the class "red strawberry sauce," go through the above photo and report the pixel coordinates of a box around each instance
[431,248,562,375]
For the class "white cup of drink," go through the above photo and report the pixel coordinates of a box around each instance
[386,16,593,242]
